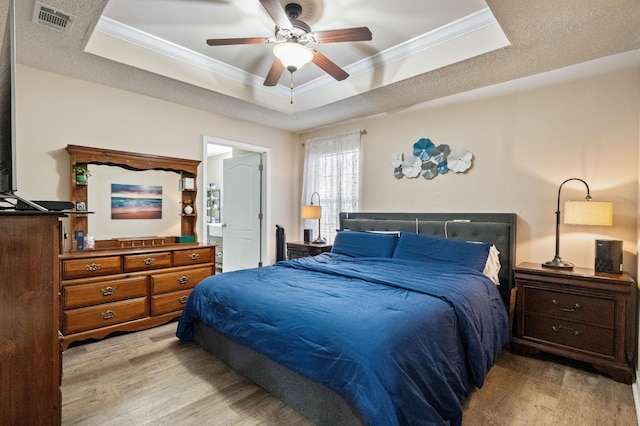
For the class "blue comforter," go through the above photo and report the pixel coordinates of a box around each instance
[177,253,510,425]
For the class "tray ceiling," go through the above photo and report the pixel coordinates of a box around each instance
[85,0,509,113]
[10,0,640,132]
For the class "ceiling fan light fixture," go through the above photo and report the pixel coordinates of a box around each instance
[273,42,313,72]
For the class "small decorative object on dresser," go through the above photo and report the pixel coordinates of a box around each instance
[286,241,332,259]
[512,262,635,383]
[183,200,194,215]
[74,165,90,183]
[181,177,195,191]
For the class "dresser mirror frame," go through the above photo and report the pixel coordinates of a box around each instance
[67,144,200,251]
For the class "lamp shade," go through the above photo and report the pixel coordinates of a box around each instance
[564,201,613,226]
[301,205,321,220]
[273,42,313,71]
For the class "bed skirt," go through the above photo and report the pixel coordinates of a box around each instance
[193,320,365,425]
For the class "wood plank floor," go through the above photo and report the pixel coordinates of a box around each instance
[61,322,638,425]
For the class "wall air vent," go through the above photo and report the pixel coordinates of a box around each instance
[32,2,75,34]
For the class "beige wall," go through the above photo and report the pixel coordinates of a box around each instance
[301,62,640,275]
[16,65,300,259]
[14,60,640,273]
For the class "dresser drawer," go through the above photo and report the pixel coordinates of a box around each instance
[523,287,615,328]
[63,297,148,334]
[62,256,122,280]
[151,289,192,316]
[62,276,148,310]
[123,251,172,272]
[523,313,615,356]
[150,266,213,294]
[173,247,214,266]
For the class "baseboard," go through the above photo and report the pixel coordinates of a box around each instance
[633,369,640,425]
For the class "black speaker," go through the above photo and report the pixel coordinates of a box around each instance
[275,225,285,262]
[595,239,622,274]
[303,229,313,243]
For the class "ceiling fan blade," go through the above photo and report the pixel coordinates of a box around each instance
[259,0,293,30]
[206,37,270,46]
[312,51,349,81]
[263,58,285,86]
[313,27,372,43]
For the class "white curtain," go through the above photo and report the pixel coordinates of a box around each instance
[302,130,361,243]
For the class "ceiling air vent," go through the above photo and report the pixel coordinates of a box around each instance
[32,2,75,33]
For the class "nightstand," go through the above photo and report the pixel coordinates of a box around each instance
[286,241,332,260]
[512,262,636,383]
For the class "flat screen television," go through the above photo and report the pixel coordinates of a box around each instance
[0,0,46,210]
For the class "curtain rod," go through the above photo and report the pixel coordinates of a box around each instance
[301,129,367,145]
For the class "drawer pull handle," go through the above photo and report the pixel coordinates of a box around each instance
[143,257,155,265]
[188,253,200,261]
[85,263,101,272]
[552,325,581,336]
[177,276,191,285]
[101,310,117,320]
[178,295,188,304]
[100,286,116,296]
[552,299,581,312]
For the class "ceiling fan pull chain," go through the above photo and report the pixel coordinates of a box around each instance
[290,72,294,104]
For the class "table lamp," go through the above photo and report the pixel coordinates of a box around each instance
[543,178,613,269]
[301,192,326,244]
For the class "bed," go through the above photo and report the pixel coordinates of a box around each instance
[177,212,516,425]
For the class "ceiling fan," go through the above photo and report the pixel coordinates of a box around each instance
[205,0,372,88]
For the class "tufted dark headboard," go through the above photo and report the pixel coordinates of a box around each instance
[339,212,517,309]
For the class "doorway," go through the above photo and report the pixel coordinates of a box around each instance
[201,136,270,273]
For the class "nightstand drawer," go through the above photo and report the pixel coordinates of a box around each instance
[524,313,614,356]
[523,287,615,328]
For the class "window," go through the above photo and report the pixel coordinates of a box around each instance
[302,130,361,243]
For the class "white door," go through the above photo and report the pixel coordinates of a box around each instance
[222,153,264,272]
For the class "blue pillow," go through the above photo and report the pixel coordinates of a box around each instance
[392,231,490,272]
[332,231,399,258]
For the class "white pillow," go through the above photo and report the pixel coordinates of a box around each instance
[483,245,501,285]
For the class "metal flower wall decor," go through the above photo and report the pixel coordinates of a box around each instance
[391,138,473,180]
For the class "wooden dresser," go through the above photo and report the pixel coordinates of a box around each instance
[0,212,63,425]
[512,262,635,383]
[59,244,215,348]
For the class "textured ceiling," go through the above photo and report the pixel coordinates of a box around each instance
[85,0,509,113]
[9,0,640,132]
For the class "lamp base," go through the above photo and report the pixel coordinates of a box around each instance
[312,236,327,245]
[542,256,574,269]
